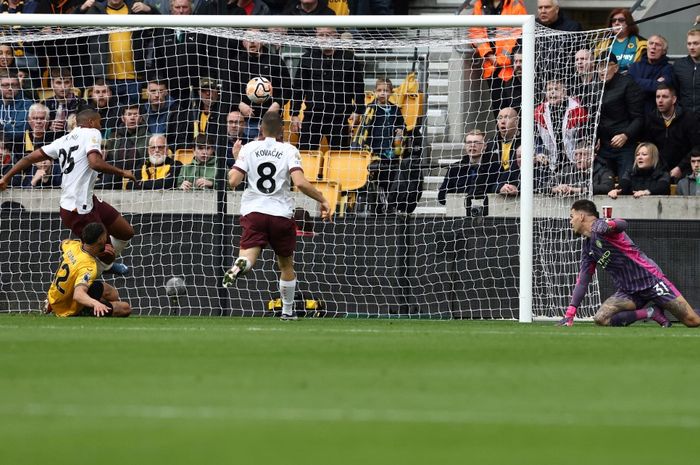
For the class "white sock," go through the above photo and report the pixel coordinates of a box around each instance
[280,278,296,314]
[110,236,129,257]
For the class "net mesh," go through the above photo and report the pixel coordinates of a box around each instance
[0,21,614,319]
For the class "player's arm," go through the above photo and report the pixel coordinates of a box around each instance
[591,218,628,235]
[73,284,111,317]
[0,149,51,190]
[87,151,136,182]
[565,260,596,320]
[228,167,245,189]
[290,170,333,222]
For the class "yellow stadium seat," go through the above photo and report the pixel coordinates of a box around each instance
[310,180,340,215]
[299,150,323,180]
[174,149,195,165]
[323,150,372,215]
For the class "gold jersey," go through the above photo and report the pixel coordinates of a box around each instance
[47,240,99,317]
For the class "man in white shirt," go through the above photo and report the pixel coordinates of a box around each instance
[225,110,332,320]
[0,109,136,274]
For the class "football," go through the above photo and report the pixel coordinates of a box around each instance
[246,76,273,104]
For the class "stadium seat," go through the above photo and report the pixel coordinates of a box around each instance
[299,150,323,180]
[174,149,194,165]
[310,180,340,215]
[323,150,372,215]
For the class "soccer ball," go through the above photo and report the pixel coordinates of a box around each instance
[246,77,273,104]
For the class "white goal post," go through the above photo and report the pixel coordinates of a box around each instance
[0,13,610,322]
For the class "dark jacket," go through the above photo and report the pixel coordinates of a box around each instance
[619,166,670,195]
[292,48,364,119]
[644,105,700,175]
[495,162,551,195]
[627,55,675,113]
[672,56,700,118]
[551,159,615,195]
[536,11,582,31]
[283,0,335,15]
[485,134,521,174]
[77,1,158,81]
[234,48,294,109]
[597,73,644,149]
[438,157,499,205]
[676,175,700,195]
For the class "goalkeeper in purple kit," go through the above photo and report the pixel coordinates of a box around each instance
[559,199,700,328]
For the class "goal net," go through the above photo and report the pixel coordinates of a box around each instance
[0,15,613,320]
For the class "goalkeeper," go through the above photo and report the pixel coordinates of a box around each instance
[561,199,700,328]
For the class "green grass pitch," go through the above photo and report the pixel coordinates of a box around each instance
[1,315,698,465]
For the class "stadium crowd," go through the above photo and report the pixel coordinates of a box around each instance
[2,0,700,216]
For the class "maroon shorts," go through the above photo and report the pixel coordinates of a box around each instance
[240,212,297,257]
[59,196,120,237]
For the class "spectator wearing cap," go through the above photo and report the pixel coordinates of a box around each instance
[628,34,674,113]
[595,53,645,178]
[177,134,217,190]
[169,76,220,151]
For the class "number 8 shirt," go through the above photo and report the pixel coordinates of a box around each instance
[41,127,103,214]
[233,137,303,219]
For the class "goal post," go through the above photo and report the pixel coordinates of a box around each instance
[0,13,609,321]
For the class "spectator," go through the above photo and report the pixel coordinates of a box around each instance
[103,104,150,188]
[534,79,588,173]
[177,134,216,191]
[267,27,304,81]
[627,35,674,113]
[438,130,498,205]
[264,0,287,14]
[213,0,270,15]
[283,0,335,16]
[571,48,601,115]
[0,45,19,76]
[468,0,527,83]
[595,9,646,74]
[25,0,85,13]
[491,49,522,116]
[673,28,700,120]
[676,148,700,195]
[536,0,581,31]
[42,68,81,135]
[130,134,182,190]
[170,76,219,151]
[0,134,12,177]
[234,29,293,141]
[550,141,615,196]
[351,77,406,213]
[88,79,120,138]
[596,54,644,178]
[142,78,176,136]
[15,103,61,160]
[16,158,62,188]
[644,84,700,182]
[225,110,248,168]
[609,142,670,199]
[0,70,32,141]
[148,0,210,102]
[291,27,364,151]
[496,146,551,196]
[488,107,521,176]
[77,0,159,105]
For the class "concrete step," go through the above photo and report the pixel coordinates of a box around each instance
[426,108,446,126]
[427,78,449,94]
[412,205,447,216]
[427,94,448,108]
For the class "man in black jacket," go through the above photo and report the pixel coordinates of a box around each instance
[596,54,644,177]
[672,28,700,120]
[536,0,581,31]
[291,27,364,151]
[644,84,700,182]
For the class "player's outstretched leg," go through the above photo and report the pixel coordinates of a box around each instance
[609,307,671,327]
[223,257,251,287]
[660,297,700,327]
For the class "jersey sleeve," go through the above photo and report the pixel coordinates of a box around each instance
[74,263,98,289]
[233,146,249,173]
[41,136,63,160]
[85,128,103,156]
[288,147,303,173]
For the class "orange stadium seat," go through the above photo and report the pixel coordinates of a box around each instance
[174,149,194,165]
[299,150,323,180]
[323,150,372,215]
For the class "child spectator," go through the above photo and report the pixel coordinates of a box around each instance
[177,134,217,191]
[351,77,406,213]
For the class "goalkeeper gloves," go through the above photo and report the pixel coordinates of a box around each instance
[556,305,577,327]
